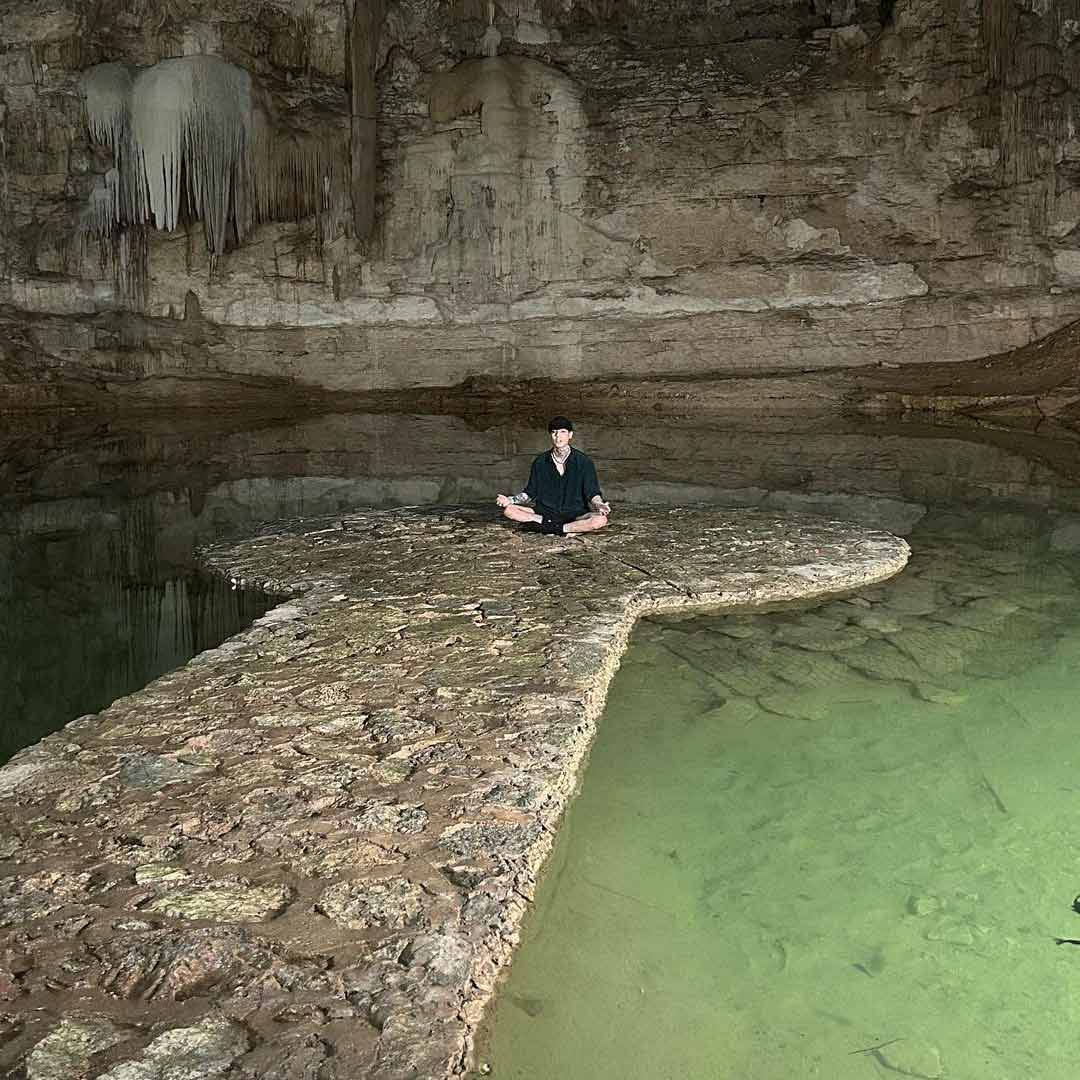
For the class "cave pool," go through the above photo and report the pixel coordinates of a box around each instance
[474,508,1080,1080]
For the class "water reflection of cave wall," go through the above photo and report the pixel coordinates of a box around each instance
[7,413,1080,533]
[0,498,274,763]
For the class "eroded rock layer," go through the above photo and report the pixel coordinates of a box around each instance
[2,0,1080,405]
[0,506,908,1078]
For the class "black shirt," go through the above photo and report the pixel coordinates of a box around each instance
[524,447,603,517]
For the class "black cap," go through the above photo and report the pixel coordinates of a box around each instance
[547,416,574,432]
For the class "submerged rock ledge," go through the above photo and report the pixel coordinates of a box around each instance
[0,507,908,1079]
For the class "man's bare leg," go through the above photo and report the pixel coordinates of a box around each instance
[564,512,608,534]
[502,505,543,524]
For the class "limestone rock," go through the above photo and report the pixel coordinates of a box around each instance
[0,871,104,927]
[889,625,985,678]
[757,691,830,722]
[89,926,326,1002]
[880,579,941,616]
[403,930,475,987]
[915,684,968,706]
[844,640,926,684]
[440,821,536,860]
[773,622,868,652]
[936,596,1019,630]
[352,801,429,835]
[118,752,217,789]
[317,878,428,931]
[144,883,292,922]
[1050,515,1080,552]
[872,1040,944,1080]
[848,609,904,633]
[26,1016,132,1080]
[134,865,192,887]
[96,1015,248,1080]
[4,1,1080,409]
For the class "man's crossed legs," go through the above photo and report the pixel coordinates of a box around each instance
[502,504,608,535]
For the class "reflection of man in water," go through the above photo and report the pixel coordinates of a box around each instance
[495,416,612,536]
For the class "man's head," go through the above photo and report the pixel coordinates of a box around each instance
[547,416,573,451]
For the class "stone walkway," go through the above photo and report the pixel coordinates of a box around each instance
[0,507,909,1079]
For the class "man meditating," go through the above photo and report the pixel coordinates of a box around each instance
[495,417,611,535]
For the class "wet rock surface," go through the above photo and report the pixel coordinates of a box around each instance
[0,506,908,1078]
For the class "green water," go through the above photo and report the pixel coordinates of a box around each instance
[476,511,1080,1079]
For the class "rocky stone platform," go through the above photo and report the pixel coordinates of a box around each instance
[0,507,909,1079]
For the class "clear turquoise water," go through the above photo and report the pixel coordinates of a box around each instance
[475,510,1080,1080]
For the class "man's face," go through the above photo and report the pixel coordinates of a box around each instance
[550,428,573,450]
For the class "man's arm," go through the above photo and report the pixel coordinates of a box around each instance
[496,458,540,507]
[524,455,542,503]
[581,457,611,515]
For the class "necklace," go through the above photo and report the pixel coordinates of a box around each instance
[551,446,571,466]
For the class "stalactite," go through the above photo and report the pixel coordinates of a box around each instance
[448,0,489,21]
[981,0,1080,188]
[78,54,350,290]
[0,96,9,283]
[349,0,387,243]
[270,130,351,242]
[128,56,261,252]
[112,227,150,309]
[81,62,134,157]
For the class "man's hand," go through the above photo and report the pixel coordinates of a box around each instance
[592,497,612,517]
[495,494,511,508]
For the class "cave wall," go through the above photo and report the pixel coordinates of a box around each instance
[2,0,1080,405]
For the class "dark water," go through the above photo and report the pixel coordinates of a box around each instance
[0,497,277,765]
[3,409,1080,773]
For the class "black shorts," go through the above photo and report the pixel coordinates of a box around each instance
[535,506,584,528]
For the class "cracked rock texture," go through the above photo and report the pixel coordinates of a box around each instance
[2,0,1080,409]
[0,506,908,1078]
